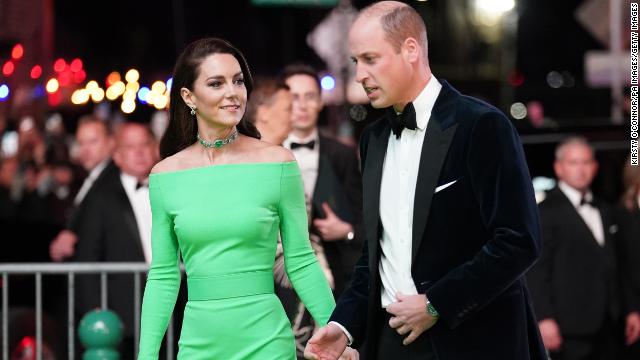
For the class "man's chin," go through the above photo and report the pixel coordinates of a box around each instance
[369,98,390,109]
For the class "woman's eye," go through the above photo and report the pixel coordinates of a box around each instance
[208,82,221,88]
[234,78,245,86]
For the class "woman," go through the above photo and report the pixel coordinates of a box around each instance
[137,38,336,359]
[618,159,640,359]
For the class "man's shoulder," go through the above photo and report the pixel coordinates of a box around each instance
[319,133,357,154]
[538,188,569,213]
[456,94,508,126]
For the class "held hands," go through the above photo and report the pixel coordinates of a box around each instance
[538,318,563,351]
[304,323,349,360]
[313,203,353,242]
[386,292,438,345]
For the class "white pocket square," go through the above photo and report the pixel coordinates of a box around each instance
[435,180,458,193]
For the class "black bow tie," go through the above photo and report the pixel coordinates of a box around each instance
[136,182,148,190]
[290,140,316,150]
[580,196,594,207]
[387,102,417,139]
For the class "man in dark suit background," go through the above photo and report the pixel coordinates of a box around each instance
[305,2,545,359]
[527,137,634,360]
[282,64,364,297]
[49,115,118,262]
[73,123,158,359]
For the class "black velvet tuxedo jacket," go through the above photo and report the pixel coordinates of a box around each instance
[329,81,546,359]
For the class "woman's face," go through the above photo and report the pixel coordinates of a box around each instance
[184,53,247,130]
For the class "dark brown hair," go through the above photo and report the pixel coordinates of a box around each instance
[160,37,260,159]
[280,63,321,93]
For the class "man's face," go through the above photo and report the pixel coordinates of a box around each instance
[349,16,413,109]
[113,126,157,179]
[286,74,322,132]
[262,89,293,144]
[554,144,598,192]
[76,122,113,171]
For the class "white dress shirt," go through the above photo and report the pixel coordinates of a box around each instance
[330,76,442,345]
[74,159,109,205]
[379,76,442,307]
[558,181,605,246]
[120,173,153,263]
[284,129,320,200]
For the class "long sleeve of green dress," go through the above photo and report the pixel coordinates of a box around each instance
[138,177,181,359]
[278,161,336,325]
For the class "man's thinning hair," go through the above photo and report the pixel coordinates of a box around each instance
[114,122,156,147]
[77,115,112,136]
[360,1,428,59]
[555,136,594,161]
[245,77,290,124]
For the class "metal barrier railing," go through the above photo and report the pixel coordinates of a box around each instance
[0,263,181,360]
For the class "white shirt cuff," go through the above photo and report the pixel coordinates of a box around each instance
[329,321,354,346]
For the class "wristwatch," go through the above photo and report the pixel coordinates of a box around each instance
[426,297,439,317]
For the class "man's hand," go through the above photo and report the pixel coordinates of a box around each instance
[625,311,640,345]
[338,347,359,360]
[49,230,77,262]
[304,323,349,360]
[386,292,438,345]
[313,203,353,241]
[538,318,563,351]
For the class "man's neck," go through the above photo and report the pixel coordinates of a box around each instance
[257,130,283,146]
[393,71,432,113]
[291,127,317,141]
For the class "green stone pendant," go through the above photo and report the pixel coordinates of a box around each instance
[197,129,239,149]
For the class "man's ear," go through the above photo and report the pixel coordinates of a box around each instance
[402,37,421,64]
[256,104,269,125]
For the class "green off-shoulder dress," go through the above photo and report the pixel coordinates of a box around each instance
[137,161,335,360]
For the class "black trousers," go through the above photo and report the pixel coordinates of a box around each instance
[375,307,437,360]
[549,320,620,360]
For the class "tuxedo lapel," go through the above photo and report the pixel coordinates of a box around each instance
[362,123,391,263]
[114,182,145,259]
[554,189,604,250]
[412,81,459,264]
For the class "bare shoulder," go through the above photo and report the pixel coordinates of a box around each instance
[238,136,295,163]
[259,144,296,163]
[151,149,192,174]
[151,156,180,175]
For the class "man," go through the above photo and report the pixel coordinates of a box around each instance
[282,64,364,297]
[305,2,545,359]
[49,116,117,261]
[73,123,157,359]
[527,137,636,359]
[245,76,293,146]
